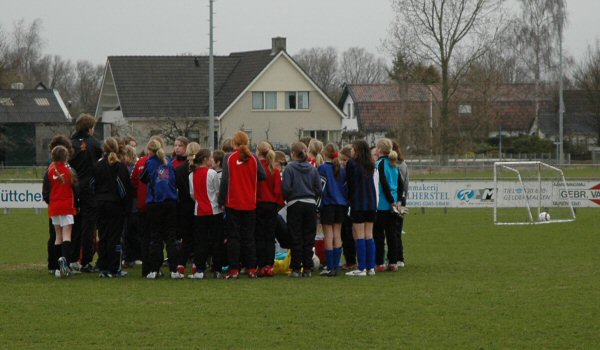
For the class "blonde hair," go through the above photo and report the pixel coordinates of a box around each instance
[147,138,167,164]
[376,138,393,156]
[257,141,276,174]
[123,145,138,166]
[186,142,202,170]
[308,139,324,166]
[103,137,120,166]
[232,131,252,162]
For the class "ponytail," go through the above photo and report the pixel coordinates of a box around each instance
[291,142,308,162]
[323,143,341,179]
[189,149,211,172]
[147,139,167,165]
[309,139,324,167]
[186,142,202,171]
[232,131,252,162]
[103,137,120,166]
[257,141,275,174]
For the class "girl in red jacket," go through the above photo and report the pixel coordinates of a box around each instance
[255,141,284,277]
[218,131,266,279]
[48,145,78,278]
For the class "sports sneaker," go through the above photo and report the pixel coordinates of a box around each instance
[367,268,376,276]
[98,270,113,278]
[289,270,302,278]
[263,265,274,277]
[320,268,330,276]
[375,264,386,272]
[247,268,257,279]
[189,272,205,280]
[54,269,61,278]
[225,269,240,280]
[146,271,158,279]
[58,257,70,277]
[177,265,185,275]
[213,271,224,279]
[388,264,398,272]
[342,263,356,271]
[170,271,185,279]
[121,260,135,268]
[302,270,312,278]
[113,270,128,277]
[327,269,339,277]
[80,263,96,273]
[345,269,367,277]
[69,261,82,273]
[397,261,405,268]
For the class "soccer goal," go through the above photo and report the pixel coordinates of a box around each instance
[493,161,576,225]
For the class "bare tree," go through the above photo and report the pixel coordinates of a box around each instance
[572,40,600,146]
[73,60,103,115]
[339,47,388,85]
[514,0,567,119]
[294,47,339,101]
[387,0,505,156]
[3,18,45,85]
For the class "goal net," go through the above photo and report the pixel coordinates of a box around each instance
[493,161,576,225]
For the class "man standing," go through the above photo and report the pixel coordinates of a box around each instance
[69,114,102,272]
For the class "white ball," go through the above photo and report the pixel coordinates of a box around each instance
[538,211,550,222]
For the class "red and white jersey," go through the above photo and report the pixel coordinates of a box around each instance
[189,166,222,216]
[220,150,262,211]
[48,161,77,217]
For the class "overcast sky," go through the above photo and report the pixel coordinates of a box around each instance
[1,0,599,65]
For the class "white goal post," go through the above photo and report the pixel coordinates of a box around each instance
[493,161,576,225]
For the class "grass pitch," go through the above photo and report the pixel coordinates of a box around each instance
[0,208,599,349]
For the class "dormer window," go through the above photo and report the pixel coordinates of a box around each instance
[34,97,50,106]
[0,97,14,106]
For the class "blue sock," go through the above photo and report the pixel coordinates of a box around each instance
[356,239,366,271]
[333,247,342,271]
[326,249,333,271]
[366,239,376,270]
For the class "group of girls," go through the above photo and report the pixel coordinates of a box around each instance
[45,117,408,279]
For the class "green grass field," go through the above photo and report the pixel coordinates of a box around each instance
[1,208,599,349]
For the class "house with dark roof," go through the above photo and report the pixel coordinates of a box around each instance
[0,85,72,165]
[95,37,344,149]
[339,83,553,152]
[534,90,599,149]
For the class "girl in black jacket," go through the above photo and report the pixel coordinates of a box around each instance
[93,137,132,277]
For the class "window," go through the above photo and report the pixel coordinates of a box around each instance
[301,130,340,144]
[252,91,277,110]
[0,97,14,106]
[252,92,264,109]
[34,97,50,106]
[285,91,309,110]
[345,103,354,119]
[459,104,472,114]
[265,92,277,109]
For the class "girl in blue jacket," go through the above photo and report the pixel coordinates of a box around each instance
[318,143,348,276]
[141,139,182,279]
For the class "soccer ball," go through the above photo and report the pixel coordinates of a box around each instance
[538,211,551,222]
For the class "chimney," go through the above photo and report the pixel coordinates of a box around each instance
[10,82,25,90]
[271,37,286,55]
